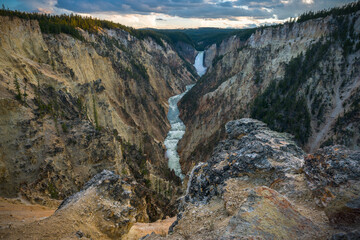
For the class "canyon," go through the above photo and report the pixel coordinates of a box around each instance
[179,9,360,174]
[0,14,195,217]
[165,51,206,179]
[0,3,360,240]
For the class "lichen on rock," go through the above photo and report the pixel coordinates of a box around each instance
[146,118,360,239]
[304,146,360,229]
[145,118,323,240]
[186,118,307,203]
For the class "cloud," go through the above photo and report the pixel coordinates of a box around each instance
[2,0,355,28]
[14,0,57,12]
[302,0,314,4]
[53,0,353,19]
[8,0,71,14]
[89,11,284,29]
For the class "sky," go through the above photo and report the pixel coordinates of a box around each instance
[1,0,355,29]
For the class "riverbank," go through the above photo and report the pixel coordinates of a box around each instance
[164,52,207,179]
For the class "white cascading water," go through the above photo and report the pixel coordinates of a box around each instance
[164,51,207,179]
[193,51,207,76]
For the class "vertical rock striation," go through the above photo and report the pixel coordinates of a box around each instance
[179,11,360,174]
[0,15,195,206]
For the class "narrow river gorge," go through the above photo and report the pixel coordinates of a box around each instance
[164,51,207,179]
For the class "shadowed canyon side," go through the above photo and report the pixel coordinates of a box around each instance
[178,9,360,174]
[165,52,206,179]
[0,14,196,208]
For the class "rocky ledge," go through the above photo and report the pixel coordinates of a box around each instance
[56,170,144,238]
[185,118,307,203]
[145,118,360,240]
[304,146,360,230]
[0,170,171,239]
[3,119,358,239]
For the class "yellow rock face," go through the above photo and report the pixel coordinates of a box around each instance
[0,15,195,200]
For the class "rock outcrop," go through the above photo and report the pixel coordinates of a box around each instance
[145,118,360,240]
[0,170,172,239]
[56,170,147,238]
[222,186,319,240]
[186,118,307,203]
[203,35,244,68]
[174,42,198,64]
[304,146,360,229]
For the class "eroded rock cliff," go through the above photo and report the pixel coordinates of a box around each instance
[0,15,195,208]
[179,11,360,174]
[145,119,360,240]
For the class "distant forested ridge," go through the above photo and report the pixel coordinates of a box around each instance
[0,7,253,50]
[153,28,257,51]
[0,8,170,47]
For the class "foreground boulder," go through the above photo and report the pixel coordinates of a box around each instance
[146,185,319,240]
[0,170,168,239]
[56,170,148,238]
[304,146,360,229]
[146,118,360,239]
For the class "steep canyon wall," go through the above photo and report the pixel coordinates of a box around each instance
[0,16,195,208]
[179,11,360,173]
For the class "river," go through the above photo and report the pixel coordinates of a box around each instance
[164,51,207,179]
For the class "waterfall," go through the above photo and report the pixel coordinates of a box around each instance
[193,51,207,76]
